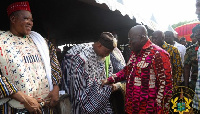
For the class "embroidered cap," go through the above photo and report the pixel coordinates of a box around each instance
[99,32,117,50]
[7,1,31,16]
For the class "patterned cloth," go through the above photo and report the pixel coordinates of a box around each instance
[184,42,199,86]
[107,40,173,113]
[193,45,200,110]
[62,43,113,114]
[0,31,62,114]
[162,41,183,87]
[110,47,126,73]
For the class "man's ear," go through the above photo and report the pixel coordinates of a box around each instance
[141,35,146,42]
[97,42,102,48]
[162,36,165,41]
[10,15,16,24]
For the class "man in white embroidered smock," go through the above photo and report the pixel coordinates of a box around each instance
[0,1,62,114]
[62,32,120,114]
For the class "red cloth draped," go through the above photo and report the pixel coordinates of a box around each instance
[175,22,200,41]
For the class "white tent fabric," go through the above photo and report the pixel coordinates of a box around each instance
[95,0,135,17]
[168,25,178,34]
[80,0,158,31]
[95,0,165,31]
[80,0,143,23]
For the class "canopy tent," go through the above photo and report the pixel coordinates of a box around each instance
[168,25,178,34]
[0,0,153,46]
[175,22,200,41]
[82,0,135,18]
[139,14,161,31]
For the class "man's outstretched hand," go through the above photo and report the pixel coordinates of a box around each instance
[101,80,121,92]
[101,79,110,87]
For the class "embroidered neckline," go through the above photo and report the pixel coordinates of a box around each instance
[8,31,29,39]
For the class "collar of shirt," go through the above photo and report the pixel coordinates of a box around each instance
[131,39,152,56]
[142,39,152,50]
[174,41,179,46]
[195,42,199,51]
[162,41,168,49]
[174,41,185,48]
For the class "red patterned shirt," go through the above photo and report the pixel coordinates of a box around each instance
[107,40,172,113]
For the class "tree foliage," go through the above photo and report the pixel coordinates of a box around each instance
[172,19,198,29]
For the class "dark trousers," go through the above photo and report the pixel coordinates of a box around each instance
[109,89,125,114]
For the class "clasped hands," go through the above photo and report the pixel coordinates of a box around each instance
[15,86,60,114]
[23,92,59,114]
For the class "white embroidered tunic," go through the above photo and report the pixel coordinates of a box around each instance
[0,31,49,108]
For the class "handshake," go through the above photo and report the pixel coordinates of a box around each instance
[101,79,122,92]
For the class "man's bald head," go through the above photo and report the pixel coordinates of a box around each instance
[164,31,175,45]
[128,25,148,38]
[128,25,149,53]
[152,30,165,47]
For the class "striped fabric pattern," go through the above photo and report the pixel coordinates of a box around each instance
[110,48,126,74]
[62,43,113,114]
[47,40,62,85]
[0,73,18,98]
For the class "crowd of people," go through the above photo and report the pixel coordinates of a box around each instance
[1,0,200,114]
